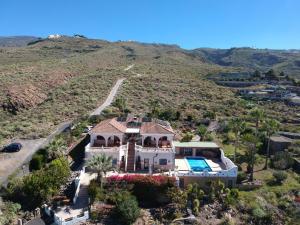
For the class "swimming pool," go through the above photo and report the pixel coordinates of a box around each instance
[186,157,212,172]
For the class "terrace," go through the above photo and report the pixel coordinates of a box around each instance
[142,136,172,148]
[173,141,237,178]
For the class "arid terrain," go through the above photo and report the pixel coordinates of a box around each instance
[0,36,299,145]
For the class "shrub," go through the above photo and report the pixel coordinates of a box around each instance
[29,154,44,171]
[115,193,140,225]
[6,157,70,210]
[192,199,200,215]
[181,132,193,142]
[272,152,294,169]
[88,180,105,203]
[107,175,176,206]
[272,171,288,184]
[29,148,47,171]
[237,171,247,184]
[0,201,21,225]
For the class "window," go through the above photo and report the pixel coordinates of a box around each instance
[112,159,117,165]
[159,158,167,165]
[183,148,193,156]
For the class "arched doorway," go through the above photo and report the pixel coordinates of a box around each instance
[107,136,121,147]
[158,136,170,148]
[143,136,156,147]
[94,135,106,147]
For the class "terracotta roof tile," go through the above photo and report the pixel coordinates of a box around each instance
[91,118,127,133]
[140,122,174,135]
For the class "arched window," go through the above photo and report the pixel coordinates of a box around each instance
[143,136,156,147]
[107,136,121,147]
[94,135,105,147]
[158,136,170,148]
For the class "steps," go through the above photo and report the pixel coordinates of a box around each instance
[127,141,135,171]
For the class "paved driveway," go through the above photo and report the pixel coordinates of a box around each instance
[0,138,46,184]
[90,78,125,115]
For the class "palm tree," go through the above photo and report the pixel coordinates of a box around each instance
[86,154,115,188]
[242,133,260,182]
[229,118,246,162]
[249,107,265,137]
[263,119,280,169]
[47,137,67,160]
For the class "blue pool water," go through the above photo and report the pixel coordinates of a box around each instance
[186,157,212,172]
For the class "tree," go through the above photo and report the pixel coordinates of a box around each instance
[7,157,70,210]
[86,154,115,188]
[181,132,194,142]
[149,99,160,118]
[197,124,209,141]
[262,119,280,169]
[264,69,277,80]
[115,192,140,225]
[249,108,265,137]
[242,133,260,181]
[229,118,246,162]
[113,97,127,115]
[47,136,67,160]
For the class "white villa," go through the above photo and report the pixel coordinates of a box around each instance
[85,116,238,187]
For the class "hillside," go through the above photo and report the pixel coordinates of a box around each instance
[0,36,41,47]
[193,47,300,78]
[0,36,225,142]
[0,37,299,143]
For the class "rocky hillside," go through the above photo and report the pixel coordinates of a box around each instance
[0,36,224,140]
[0,36,41,47]
[192,47,300,78]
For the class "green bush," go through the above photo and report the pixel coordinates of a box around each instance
[88,180,105,203]
[237,171,247,184]
[181,132,193,142]
[6,157,70,210]
[115,193,140,225]
[272,171,288,184]
[272,152,294,169]
[29,154,44,171]
[0,201,21,225]
[107,175,176,206]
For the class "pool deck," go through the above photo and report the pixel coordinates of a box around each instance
[175,157,226,172]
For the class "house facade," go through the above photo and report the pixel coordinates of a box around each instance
[85,117,175,172]
[85,116,238,186]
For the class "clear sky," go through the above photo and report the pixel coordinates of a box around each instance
[0,0,299,49]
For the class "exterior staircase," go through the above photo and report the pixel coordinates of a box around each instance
[126,141,136,171]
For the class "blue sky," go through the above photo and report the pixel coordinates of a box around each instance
[0,0,299,49]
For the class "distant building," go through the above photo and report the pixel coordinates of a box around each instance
[269,135,293,154]
[48,34,61,39]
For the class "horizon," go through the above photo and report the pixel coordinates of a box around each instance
[2,34,300,51]
[1,0,300,49]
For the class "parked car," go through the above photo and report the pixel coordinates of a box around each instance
[2,142,22,152]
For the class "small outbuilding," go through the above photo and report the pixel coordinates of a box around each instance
[269,135,293,154]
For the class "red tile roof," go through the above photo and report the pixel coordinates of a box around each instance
[140,122,174,135]
[91,117,174,135]
[91,118,127,133]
